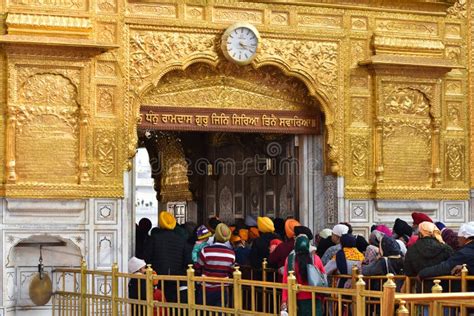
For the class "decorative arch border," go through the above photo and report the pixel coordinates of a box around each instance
[126,27,342,173]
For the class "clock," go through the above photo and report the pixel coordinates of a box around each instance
[221,23,260,65]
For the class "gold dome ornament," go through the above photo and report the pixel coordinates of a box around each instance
[221,23,260,65]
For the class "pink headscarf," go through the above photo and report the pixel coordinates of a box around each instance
[375,225,393,237]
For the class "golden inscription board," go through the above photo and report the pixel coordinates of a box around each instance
[0,0,470,200]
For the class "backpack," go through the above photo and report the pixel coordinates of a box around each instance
[287,252,328,287]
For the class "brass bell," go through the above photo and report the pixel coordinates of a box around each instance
[29,245,52,306]
[29,273,52,306]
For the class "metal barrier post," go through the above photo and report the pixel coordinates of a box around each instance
[80,259,87,316]
[262,258,267,312]
[287,271,297,316]
[432,279,442,316]
[355,274,366,316]
[262,258,268,282]
[461,264,468,293]
[146,264,154,316]
[381,273,396,316]
[351,266,359,289]
[233,266,242,312]
[396,299,409,316]
[111,263,118,316]
[187,264,196,316]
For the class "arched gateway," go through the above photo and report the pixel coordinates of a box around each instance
[134,62,338,233]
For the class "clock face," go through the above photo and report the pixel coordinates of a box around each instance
[222,23,260,65]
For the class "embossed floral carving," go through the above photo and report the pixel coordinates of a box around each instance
[384,87,430,116]
[14,105,78,134]
[447,140,463,181]
[213,8,263,23]
[9,0,83,10]
[96,61,116,78]
[447,103,461,128]
[351,135,368,177]
[143,62,318,111]
[97,0,116,12]
[97,86,114,115]
[382,118,431,142]
[351,97,366,124]
[19,73,78,107]
[447,0,467,19]
[95,129,116,176]
[376,19,437,35]
[129,31,217,86]
[259,39,338,98]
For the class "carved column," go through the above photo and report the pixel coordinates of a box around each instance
[6,108,16,183]
[79,109,90,184]
[431,118,441,187]
[374,117,384,184]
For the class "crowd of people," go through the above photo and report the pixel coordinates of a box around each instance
[129,211,474,316]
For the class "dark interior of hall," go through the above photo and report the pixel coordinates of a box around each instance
[137,131,299,225]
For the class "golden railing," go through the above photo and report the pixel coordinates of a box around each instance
[52,261,474,316]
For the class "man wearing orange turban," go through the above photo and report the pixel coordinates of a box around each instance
[269,219,301,277]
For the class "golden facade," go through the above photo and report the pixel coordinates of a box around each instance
[0,0,471,201]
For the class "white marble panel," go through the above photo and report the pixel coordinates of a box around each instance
[5,199,86,224]
[442,201,467,223]
[94,199,118,225]
[349,200,369,222]
[95,231,116,269]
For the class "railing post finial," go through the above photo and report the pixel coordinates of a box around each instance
[431,279,443,293]
[396,300,409,315]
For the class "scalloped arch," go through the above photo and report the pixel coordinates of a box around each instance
[134,56,336,153]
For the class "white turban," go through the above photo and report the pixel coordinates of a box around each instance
[332,224,349,237]
[128,257,146,274]
[319,228,333,239]
[458,222,474,238]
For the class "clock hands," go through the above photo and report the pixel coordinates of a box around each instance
[239,41,256,51]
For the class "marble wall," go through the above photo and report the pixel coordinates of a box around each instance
[0,188,130,315]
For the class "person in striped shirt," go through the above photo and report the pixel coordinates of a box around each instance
[195,223,235,308]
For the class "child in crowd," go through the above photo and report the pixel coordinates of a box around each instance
[192,225,211,263]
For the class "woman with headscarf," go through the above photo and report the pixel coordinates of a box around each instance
[404,221,454,292]
[269,219,300,277]
[362,236,404,291]
[362,230,385,266]
[324,234,364,289]
[280,235,325,316]
[419,222,474,291]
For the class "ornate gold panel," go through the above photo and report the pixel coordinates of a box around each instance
[142,62,319,112]
[128,3,178,18]
[0,0,471,199]
[7,0,88,11]
[94,128,117,180]
[350,135,369,180]
[96,85,116,116]
[213,7,264,24]
[270,11,289,26]
[375,18,438,36]
[297,13,342,29]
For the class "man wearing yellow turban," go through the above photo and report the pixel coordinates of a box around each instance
[257,216,275,233]
[250,216,279,275]
[144,211,190,303]
[158,211,177,230]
